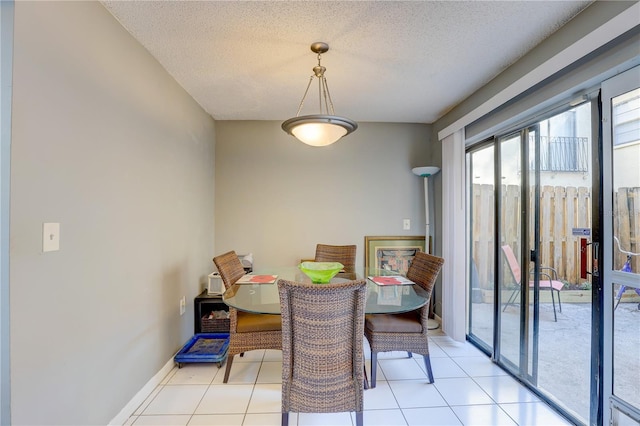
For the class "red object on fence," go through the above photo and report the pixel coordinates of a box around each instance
[580,238,588,279]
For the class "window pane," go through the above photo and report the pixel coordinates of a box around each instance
[468,145,495,347]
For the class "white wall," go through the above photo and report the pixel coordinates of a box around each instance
[215,121,432,269]
[10,2,215,424]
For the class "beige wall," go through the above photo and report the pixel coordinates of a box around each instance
[215,121,432,269]
[10,2,215,424]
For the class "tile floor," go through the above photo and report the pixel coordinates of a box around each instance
[124,331,572,426]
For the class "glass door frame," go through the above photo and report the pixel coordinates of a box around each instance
[466,139,498,357]
[601,67,640,426]
[493,125,541,385]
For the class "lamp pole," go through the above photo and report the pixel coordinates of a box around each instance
[412,166,440,330]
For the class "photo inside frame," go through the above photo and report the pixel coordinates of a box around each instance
[375,246,422,274]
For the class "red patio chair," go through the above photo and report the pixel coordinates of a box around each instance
[501,244,563,322]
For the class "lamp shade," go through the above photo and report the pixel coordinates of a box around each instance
[282,114,357,147]
[412,166,440,177]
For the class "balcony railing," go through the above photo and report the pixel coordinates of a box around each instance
[534,136,589,172]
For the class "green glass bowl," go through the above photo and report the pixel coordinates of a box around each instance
[298,261,344,283]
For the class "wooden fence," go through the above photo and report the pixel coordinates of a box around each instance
[472,185,640,289]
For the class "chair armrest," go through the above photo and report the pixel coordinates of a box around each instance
[538,271,553,282]
[538,266,558,280]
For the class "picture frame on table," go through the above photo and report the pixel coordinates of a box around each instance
[364,235,427,275]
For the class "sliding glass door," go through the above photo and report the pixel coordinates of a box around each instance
[467,100,595,424]
[602,67,640,426]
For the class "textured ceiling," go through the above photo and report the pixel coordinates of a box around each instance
[102,1,592,124]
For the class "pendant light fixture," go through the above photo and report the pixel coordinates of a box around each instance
[282,42,357,147]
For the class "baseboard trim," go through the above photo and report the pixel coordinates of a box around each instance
[108,356,175,425]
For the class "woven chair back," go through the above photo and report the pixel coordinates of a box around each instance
[406,251,446,298]
[314,244,357,273]
[213,251,245,289]
[278,278,367,414]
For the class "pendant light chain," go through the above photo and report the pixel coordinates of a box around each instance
[295,50,338,117]
[295,76,314,117]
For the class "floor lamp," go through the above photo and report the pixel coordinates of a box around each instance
[412,166,440,330]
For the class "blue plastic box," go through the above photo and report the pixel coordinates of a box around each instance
[174,333,229,368]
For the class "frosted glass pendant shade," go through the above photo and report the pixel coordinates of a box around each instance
[282,114,356,147]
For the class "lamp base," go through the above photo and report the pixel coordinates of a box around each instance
[427,318,440,330]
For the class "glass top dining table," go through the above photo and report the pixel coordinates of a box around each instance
[222,267,430,315]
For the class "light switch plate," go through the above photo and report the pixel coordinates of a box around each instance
[403,219,411,230]
[43,223,60,252]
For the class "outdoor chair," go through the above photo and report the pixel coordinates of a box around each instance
[501,244,563,322]
[364,251,445,388]
[314,244,357,273]
[213,251,282,383]
[278,278,367,426]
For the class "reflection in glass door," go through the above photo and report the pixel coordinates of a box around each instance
[602,67,640,426]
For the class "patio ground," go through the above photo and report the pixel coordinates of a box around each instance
[468,300,639,423]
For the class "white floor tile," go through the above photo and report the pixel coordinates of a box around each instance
[233,350,265,362]
[246,383,281,413]
[160,367,178,385]
[142,385,209,415]
[134,386,163,415]
[263,349,282,362]
[451,404,517,425]
[433,378,494,406]
[366,359,387,384]
[429,335,458,345]
[297,412,353,425]
[187,414,244,425]
[474,376,540,404]
[364,380,400,410]
[243,412,284,425]
[426,344,448,358]
[360,409,408,425]
[133,414,191,425]
[428,357,468,379]
[379,358,428,381]
[452,356,508,377]
[122,330,578,426]
[168,364,218,385]
[195,384,254,414]
[387,380,448,408]
[500,402,574,425]
[402,407,462,425]
[212,361,260,384]
[256,361,282,384]
[437,341,485,358]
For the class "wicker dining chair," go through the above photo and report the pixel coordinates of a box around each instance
[213,251,282,383]
[364,251,445,388]
[314,244,357,273]
[278,278,367,426]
